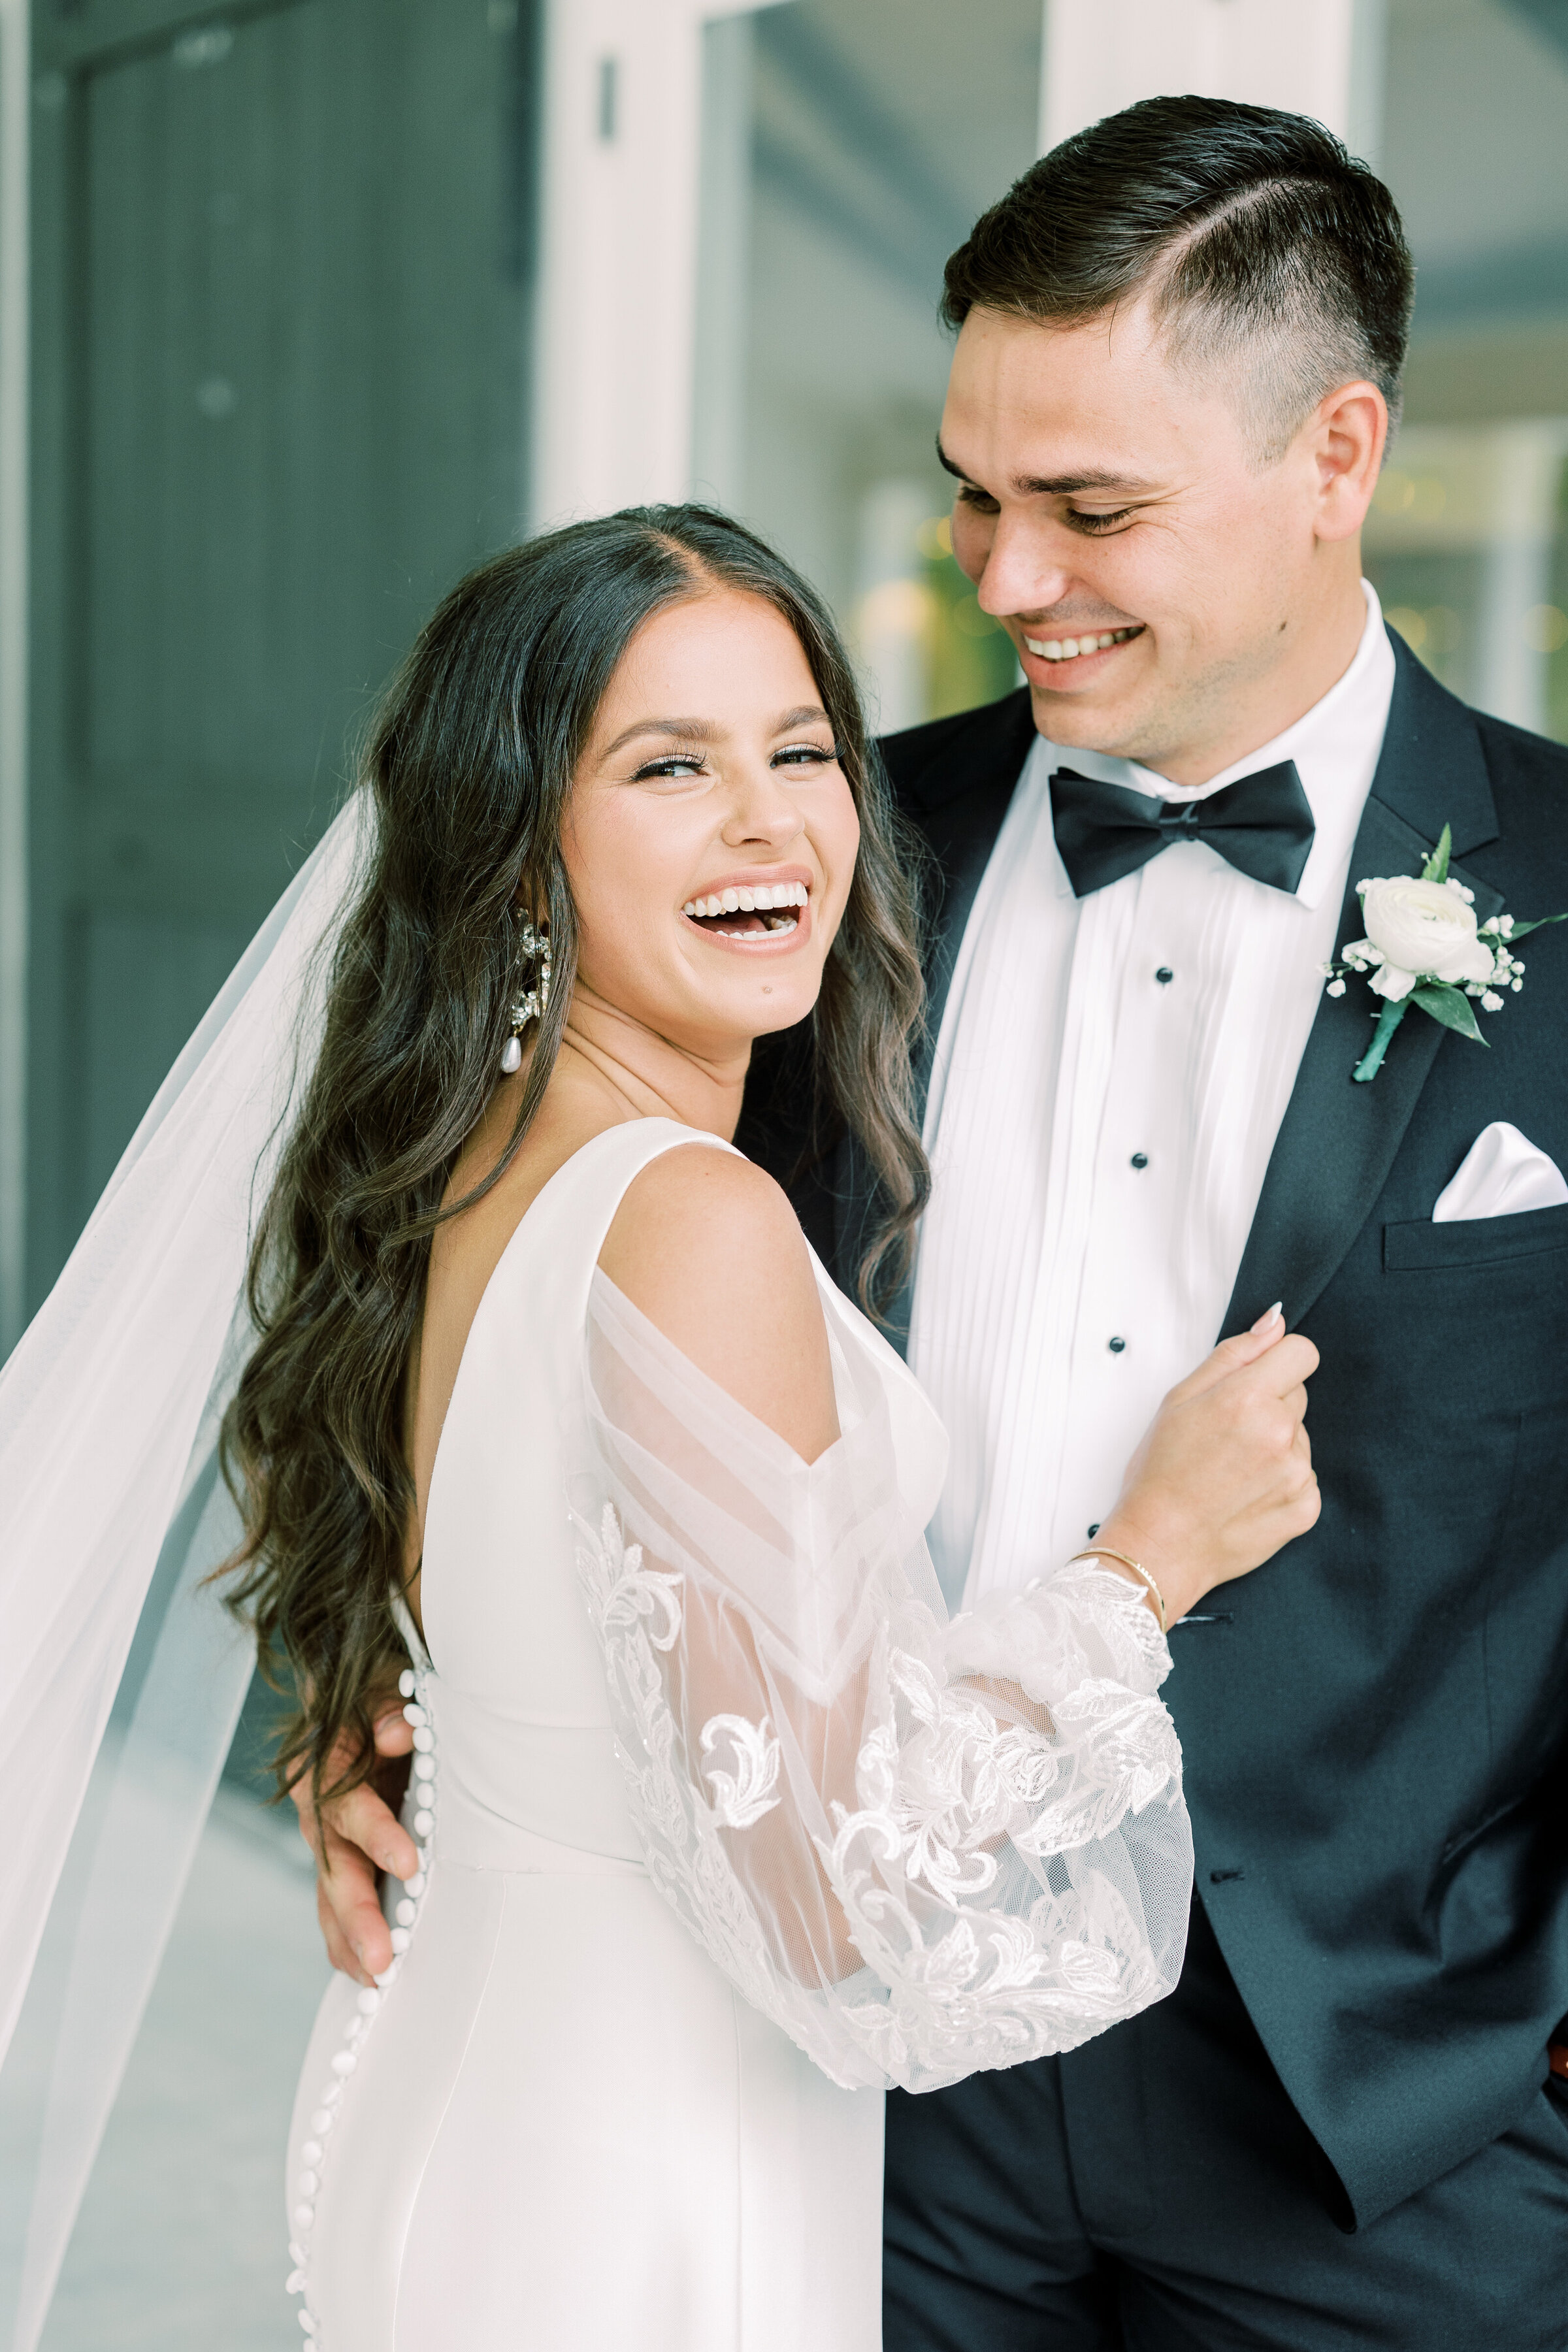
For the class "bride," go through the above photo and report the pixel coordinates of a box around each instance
[230,503,1316,2348]
[1,504,1316,2352]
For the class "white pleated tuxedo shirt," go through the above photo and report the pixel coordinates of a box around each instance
[909,585,1396,1612]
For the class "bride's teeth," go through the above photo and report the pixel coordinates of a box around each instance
[684,879,808,923]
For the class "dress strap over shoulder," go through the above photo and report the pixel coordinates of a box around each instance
[420,1120,738,1615]
[560,1117,738,1233]
[511,1117,738,1342]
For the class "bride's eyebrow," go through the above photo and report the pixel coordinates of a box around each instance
[602,716,717,757]
[604,705,832,759]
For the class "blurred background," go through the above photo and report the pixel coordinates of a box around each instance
[1,0,1565,2342]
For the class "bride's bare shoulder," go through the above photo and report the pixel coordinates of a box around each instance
[599,1141,809,1312]
[598,1141,838,1460]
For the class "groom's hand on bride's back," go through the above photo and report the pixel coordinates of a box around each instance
[291,1695,419,1987]
[1098,1309,1321,1628]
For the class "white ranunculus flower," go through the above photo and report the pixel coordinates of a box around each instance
[1345,875,1497,1002]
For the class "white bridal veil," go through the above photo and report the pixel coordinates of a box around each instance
[0,784,1194,2347]
[0,799,367,2352]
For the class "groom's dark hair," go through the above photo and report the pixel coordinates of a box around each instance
[941,95,1414,463]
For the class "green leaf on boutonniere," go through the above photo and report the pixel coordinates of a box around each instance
[1499,912,1568,941]
[1420,825,1453,886]
[1411,981,1488,1043]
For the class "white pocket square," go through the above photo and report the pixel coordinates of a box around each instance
[1431,1121,1568,1222]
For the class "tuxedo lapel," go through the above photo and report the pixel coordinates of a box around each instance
[900,688,1037,1115]
[1222,635,1502,1335]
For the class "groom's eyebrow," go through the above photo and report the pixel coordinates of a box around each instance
[936,440,1158,497]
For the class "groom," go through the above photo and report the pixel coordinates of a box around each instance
[742,93,1568,2349]
[306,96,1568,2347]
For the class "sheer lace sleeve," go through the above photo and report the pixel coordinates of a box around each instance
[570,1268,1192,2095]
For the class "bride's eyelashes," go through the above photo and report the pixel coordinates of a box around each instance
[630,751,709,784]
[770,742,841,771]
[627,742,840,785]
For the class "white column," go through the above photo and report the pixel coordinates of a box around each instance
[1039,0,1387,157]
[530,0,787,530]
[0,0,28,1356]
[690,13,756,513]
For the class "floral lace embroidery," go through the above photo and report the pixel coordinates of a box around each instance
[699,1713,783,1829]
[574,1504,1184,2095]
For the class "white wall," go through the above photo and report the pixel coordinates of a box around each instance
[1041,0,1388,160]
[531,0,788,527]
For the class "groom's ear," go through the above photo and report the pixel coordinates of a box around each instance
[1307,380,1388,544]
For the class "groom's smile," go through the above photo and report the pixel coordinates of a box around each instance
[1017,621,1146,677]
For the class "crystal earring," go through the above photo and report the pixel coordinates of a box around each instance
[499,920,551,1074]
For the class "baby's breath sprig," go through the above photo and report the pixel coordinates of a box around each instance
[1320,825,1565,1083]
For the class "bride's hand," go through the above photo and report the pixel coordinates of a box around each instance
[291,1699,420,1986]
[1092,1307,1320,1627]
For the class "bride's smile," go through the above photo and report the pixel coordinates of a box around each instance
[680,872,811,942]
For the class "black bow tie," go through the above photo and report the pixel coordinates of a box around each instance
[1049,761,1316,899]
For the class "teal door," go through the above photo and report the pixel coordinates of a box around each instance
[26,0,533,1305]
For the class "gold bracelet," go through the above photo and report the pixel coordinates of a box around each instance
[1069,1546,1168,1636]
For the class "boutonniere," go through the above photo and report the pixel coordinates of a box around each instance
[1321,825,1566,1083]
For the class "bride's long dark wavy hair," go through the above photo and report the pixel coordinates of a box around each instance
[222,505,929,1807]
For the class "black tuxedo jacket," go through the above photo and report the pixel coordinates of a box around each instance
[736,632,1568,2228]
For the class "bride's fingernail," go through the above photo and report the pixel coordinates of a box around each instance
[1250,1301,1284,1333]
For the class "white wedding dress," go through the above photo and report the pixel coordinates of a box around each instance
[283,1119,1192,2351]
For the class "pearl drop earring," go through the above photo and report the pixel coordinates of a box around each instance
[500,920,551,1074]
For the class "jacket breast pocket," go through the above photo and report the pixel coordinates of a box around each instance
[1382,1201,1568,1273]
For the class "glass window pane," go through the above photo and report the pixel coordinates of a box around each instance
[1371,0,1568,740]
[697,0,1042,732]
